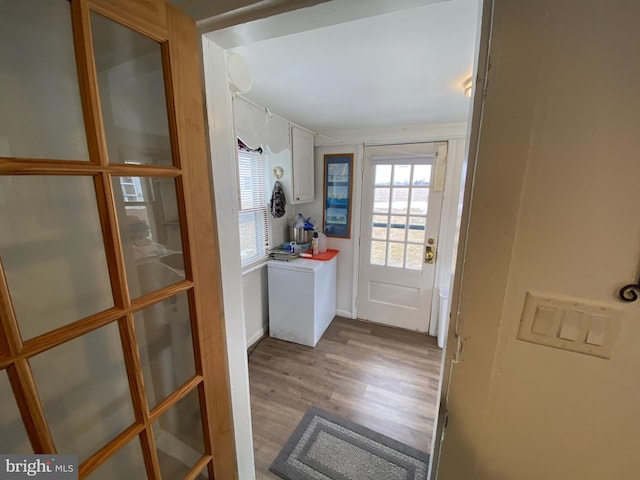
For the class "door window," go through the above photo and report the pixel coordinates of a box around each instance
[369,163,432,270]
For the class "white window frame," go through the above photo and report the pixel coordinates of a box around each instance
[237,147,270,268]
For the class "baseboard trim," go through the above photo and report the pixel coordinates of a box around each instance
[247,327,267,350]
[336,309,355,319]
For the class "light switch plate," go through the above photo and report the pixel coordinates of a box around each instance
[517,291,623,359]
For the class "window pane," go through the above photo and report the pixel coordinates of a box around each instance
[0,176,113,340]
[406,244,423,270]
[392,165,411,186]
[370,241,386,266]
[87,437,147,480]
[91,12,172,166]
[239,210,268,266]
[0,0,89,160]
[371,215,388,240]
[30,323,135,462]
[391,188,409,214]
[387,243,405,268]
[153,389,205,479]
[373,188,390,214]
[389,216,407,242]
[374,165,391,186]
[412,165,432,186]
[0,371,31,454]
[410,188,429,215]
[408,217,426,243]
[238,150,267,210]
[113,177,185,299]
[135,293,196,410]
[237,149,269,267]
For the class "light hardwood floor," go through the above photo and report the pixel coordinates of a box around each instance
[248,316,443,479]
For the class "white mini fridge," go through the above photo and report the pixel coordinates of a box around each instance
[267,255,337,347]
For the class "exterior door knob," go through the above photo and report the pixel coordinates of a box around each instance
[425,245,436,264]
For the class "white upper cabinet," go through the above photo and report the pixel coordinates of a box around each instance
[290,125,314,204]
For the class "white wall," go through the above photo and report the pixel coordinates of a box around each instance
[242,266,269,346]
[439,1,640,479]
[201,38,255,480]
[306,144,362,318]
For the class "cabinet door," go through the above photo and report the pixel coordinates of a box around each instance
[291,125,314,204]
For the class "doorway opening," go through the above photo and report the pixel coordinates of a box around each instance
[198,0,481,478]
[358,142,447,332]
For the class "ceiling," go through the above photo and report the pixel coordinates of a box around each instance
[202,0,480,133]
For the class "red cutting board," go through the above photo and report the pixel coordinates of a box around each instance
[300,249,339,261]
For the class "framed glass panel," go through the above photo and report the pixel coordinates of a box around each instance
[0,0,89,160]
[87,436,147,480]
[153,389,205,479]
[30,323,135,462]
[408,217,426,244]
[387,243,405,268]
[0,371,31,454]
[410,188,429,215]
[371,215,388,240]
[112,177,185,298]
[392,165,411,186]
[406,244,423,270]
[372,188,390,214]
[391,188,409,214]
[370,241,386,266]
[135,292,196,410]
[374,165,391,186]
[412,165,431,186]
[388,216,407,242]
[0,176,113,340]
[91,12,172,166]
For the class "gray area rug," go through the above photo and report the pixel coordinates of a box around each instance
[270,407,429,480]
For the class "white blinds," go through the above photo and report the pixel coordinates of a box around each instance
[237,149,270,267]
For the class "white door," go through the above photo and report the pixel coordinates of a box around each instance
[358,142,447,332]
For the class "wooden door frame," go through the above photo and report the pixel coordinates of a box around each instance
[0,1,237,478]
[165,4,237,479]
[429,0,492,477]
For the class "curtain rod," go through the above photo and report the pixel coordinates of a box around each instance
[236,95,316,136]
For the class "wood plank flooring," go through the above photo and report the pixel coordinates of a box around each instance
[248,317,443,479]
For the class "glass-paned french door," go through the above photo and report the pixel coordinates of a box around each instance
[0,1,235,478]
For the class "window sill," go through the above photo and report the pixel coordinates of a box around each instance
[241,258,269,276]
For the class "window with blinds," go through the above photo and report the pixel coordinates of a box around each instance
[237,148,270,267]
